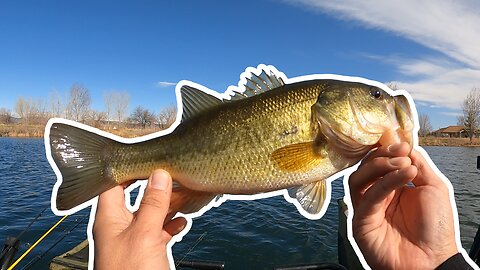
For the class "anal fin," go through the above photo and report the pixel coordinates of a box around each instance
[170,182,218,214]
[288,180,328,215]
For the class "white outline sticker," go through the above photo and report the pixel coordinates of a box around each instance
[44,64,477,269]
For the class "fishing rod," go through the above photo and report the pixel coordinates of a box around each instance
[6,215,68,270]
[176,260,225,270]
[275,262,348,270]
[0,206,49,270]
[175,227,225,270]
[20,214,88,270]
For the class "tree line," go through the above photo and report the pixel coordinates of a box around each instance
[0,83,177,130]
[0,84,478,139]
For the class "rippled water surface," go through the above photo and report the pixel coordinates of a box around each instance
[0,138,478,269]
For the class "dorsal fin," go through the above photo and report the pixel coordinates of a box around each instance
[181,85,224,121]
[229,69,285,101]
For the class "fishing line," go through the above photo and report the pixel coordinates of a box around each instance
[19,214,89,270]
[176,231,208,267]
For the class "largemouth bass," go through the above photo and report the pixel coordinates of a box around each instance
[47,66,414,217]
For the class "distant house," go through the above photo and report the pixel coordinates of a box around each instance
[433,125,480,138]
[433,126,466,138]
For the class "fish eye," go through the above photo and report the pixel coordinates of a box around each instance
[370,88,383,99]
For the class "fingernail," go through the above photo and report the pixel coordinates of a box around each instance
[389,157,406,167]
[388,143,403,152]
[151,170,169,191]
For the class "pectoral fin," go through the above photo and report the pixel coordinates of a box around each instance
[270,142,324,172]
[288,180,328,215]
[170,182,219,214]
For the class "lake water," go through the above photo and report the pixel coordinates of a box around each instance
[0,138,478,269]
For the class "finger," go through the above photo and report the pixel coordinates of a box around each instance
[409,149,445,187]
[362,142,411,164]
[350,156,411,192]
[164,217,188,237]
[134,170,172,231]
[164,212,176,225]
[349,142,411,190]
[94,185,128,235]
[358,165,417,215]
[96,185,126,220]
[349,156,411,207]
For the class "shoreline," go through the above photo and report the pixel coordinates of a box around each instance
[1,128,479,147]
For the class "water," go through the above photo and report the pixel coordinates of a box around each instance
[0,138,478,269]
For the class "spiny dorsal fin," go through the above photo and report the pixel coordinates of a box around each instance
[229,69,285,101]
[270,141,325,172]
[181,85,224,121]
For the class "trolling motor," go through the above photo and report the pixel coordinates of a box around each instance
[0,236,20,270]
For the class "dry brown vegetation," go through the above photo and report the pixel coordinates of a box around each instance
[0,124,45,138]
[0,124,169,139]
[2,123,479,148]
[419,136,480,147]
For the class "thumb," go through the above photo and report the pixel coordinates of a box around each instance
[135,170,172,231]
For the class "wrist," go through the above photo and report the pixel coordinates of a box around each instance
[432,244,459,269]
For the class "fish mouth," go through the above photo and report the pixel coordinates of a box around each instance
[348,94,414,148]
[314,93,414,159]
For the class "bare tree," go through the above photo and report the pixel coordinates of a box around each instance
[29,98,48,124]
[457,115,465,126]
[14,97,48,124]
[0,108,12,124]
[103,92,114,129]
[67,83,91,122]
[459,88,480,142]
[130,106,155,129]
[156,106,177,129]
[14,97,30,123]
[86,109,107,128]
[49,90,64,118]
[418,113,432,137]
[112,92,130,127]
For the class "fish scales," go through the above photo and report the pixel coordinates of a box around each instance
[109,81,336,194]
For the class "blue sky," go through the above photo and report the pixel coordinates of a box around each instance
[1,0,479,129]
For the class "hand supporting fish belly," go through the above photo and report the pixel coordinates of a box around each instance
[46,65,415,219]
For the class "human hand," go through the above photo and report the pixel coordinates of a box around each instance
[349,142,458,269]
[93,170,188,270]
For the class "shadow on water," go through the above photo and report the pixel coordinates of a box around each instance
[0,138,478,269]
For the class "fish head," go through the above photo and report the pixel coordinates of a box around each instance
[312,81,414,158]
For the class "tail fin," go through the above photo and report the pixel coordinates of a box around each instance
[48,122,119,211]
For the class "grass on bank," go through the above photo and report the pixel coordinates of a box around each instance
[1,124,480,146]
[0,124,161,138]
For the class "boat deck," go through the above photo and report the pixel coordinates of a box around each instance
[50,240,88,270]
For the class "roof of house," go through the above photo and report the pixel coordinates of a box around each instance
[434,125,465,133]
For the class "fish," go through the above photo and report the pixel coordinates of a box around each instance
[47,66,414,217]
